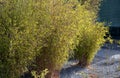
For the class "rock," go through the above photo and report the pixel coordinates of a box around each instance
[106,54,120,64]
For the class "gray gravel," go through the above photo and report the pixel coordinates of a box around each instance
[60,44,120,78]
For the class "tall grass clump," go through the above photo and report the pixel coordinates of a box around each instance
[0,0,48,78]
[0,0,108,78]
[74,1,108,67]
[35,0,86,77]
[35,0,107,77]
[74,23,107,67]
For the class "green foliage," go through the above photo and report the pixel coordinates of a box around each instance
[0,0,108,77]
[35,0,83,73]
[74,23,107,66]
[31,69,49,78]
[84,0,101,12]
[113,40,120,45]
[0,0,48,78]
[118,41,120,45]
[74,3,107,66]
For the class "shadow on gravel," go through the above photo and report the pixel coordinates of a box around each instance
[60,65,84,78]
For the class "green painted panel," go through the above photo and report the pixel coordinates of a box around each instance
[99,0,120,27]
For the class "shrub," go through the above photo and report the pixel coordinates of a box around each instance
[74,3,108,67]
[0,0,48,78]
[35,0,84,77]
[35,1,106,76]
[74,23,107,67]
[78,0,101,11]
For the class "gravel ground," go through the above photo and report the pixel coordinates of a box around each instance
[60,43,120,78]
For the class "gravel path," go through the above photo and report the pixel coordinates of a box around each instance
[60,44,120,78]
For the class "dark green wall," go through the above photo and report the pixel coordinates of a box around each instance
[99,0,120,27]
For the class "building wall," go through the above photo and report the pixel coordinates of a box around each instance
[99,0,120,27]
